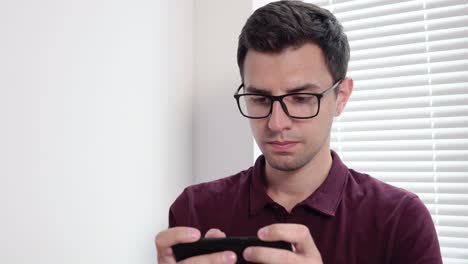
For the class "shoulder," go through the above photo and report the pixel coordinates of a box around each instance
[345,169,441,262]
[183,167,252,200]
[168,166,253,226]
[346,168,417,210]
[343,169,424,230]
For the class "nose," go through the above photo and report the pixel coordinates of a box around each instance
[267,101,292,132]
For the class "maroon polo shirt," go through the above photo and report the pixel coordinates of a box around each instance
[169,151,442,263]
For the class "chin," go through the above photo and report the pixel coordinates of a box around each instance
[264,153,307,172]
[263,145,322,172]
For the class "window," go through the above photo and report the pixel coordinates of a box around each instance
[253,0,468,263]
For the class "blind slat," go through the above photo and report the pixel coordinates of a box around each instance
[349,60,468,80]
[351,37,468,60]
[331,127,468,141]
[349,49,468,71]
[350,83,466,101]
[337,150,468,162]
[353,71,468,90]
[347,15,468,41]
[350,27,468,51]
[332,139,468,151]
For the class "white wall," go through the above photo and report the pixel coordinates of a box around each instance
[0,0,193,263]
[193,0,254,183]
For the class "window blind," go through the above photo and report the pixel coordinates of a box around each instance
[319,0,468,263]
[250,0,468,263]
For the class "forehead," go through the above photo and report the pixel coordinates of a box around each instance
[242,43,333,92]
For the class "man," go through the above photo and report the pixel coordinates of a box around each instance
[156,1,442,263]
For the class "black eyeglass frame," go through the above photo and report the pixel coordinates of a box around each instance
[233,79,343,119]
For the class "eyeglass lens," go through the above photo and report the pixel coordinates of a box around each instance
[238,94,319,118]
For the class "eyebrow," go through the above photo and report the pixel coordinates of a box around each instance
[245,83,322,94]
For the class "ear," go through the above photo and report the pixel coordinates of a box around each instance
[335,77,353,117]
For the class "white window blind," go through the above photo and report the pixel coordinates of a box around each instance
[250,0,468,262]
[317,0,468,263]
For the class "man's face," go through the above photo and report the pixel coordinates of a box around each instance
[243,43,350,172]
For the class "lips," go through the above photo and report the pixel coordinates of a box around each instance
[266,141,298,151]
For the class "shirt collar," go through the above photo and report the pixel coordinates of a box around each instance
[249,150,349,217]
[249,156,275,216]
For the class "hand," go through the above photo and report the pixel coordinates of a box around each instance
[155,227,236,264]
[243,224,323,264]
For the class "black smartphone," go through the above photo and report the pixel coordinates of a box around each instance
[172,236,293,263]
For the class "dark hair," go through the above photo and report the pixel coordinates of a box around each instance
[237,0,350,83]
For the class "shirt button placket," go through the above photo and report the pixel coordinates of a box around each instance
[279,208,288,222]
[272,203,287,222]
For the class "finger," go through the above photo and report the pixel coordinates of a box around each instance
[180,250,236,264]
[155,227,201,248]
[155,227,201,259]
[205,228,227,238]
[257,224,320,257]
[243,246,298,264]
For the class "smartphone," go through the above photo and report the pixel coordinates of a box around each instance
[172,236,293,263]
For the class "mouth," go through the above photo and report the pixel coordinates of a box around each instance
[265,141,299,151]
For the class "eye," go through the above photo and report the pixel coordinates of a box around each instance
[292,95,312,103]
[252,97,267,103]
[247,95,270,105]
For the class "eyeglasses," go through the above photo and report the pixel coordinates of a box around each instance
[233,79,342,119]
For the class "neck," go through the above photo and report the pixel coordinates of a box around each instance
[264,146,333,212]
